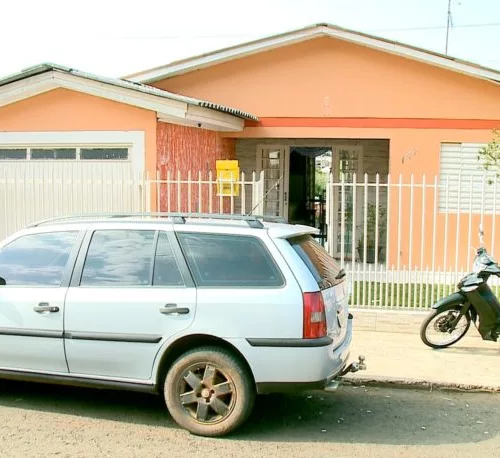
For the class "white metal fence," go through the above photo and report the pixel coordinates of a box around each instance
[0,170,264,241]
[1,169,499,309]
[150,170,264,216]
[326,173,500,309]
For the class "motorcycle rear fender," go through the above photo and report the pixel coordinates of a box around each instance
[462,283,500,341]
[431,292,467,310]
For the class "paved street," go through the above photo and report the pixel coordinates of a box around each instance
[0,380,498,457]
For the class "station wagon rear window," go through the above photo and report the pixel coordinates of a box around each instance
[177,233,284,288]
[288,235,343,289]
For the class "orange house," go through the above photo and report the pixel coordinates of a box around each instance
[0,63,254,239]
[128,23,500,271]
[2,24,500,272]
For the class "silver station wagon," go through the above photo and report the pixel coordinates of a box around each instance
[0,213,364,437]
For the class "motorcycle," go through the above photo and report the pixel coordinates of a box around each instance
[420,226,500,348]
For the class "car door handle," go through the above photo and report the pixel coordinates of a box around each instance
[159,304,190,315]
[34,303,60,313]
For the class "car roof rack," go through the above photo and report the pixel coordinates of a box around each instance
[167,213,289,228]
[27,212,288,229]
[27,212,180,228]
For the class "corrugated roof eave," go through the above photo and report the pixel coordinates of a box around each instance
[0,63,258,121]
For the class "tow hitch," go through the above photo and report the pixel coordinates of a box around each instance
[324,355,367,392]
[341,355,367,376]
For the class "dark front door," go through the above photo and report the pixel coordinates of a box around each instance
[288,147,331,242]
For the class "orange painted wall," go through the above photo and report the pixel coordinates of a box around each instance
[153,35,500,182]
[154,37,500,121]
[0,88,158,175]
[156,122,235,211]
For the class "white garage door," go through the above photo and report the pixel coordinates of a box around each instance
[0,132,148,241]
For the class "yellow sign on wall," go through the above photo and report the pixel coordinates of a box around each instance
[216,160,240,197]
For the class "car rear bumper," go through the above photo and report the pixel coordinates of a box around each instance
[230,314,355,394]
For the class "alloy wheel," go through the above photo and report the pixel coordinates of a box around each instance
[178,363,236,424]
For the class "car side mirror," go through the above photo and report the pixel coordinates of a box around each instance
[0,277,6,286]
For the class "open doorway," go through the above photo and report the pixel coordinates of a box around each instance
[288,146,332,242]
[251,139,389,257]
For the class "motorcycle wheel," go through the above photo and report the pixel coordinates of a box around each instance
[420,305,471,349]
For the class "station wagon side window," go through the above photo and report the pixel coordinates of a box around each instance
[177,232,284,287]
[80,230,155,286]
[0,231,78,286]
[153,232,185,287]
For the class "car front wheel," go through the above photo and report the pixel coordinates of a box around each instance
[164,346,255,437]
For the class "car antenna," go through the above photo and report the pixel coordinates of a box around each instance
[246,175,284,216]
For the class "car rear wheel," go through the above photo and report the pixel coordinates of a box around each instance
[164,346,255,437]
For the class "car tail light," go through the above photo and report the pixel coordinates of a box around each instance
[303,292,327,339]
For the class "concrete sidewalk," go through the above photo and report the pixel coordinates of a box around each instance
[343,309,500,391]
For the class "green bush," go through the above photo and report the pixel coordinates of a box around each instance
[350,281,500,308]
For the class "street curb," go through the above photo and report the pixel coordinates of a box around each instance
[341,375,500,393]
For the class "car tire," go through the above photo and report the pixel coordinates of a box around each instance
[164,346,255,437]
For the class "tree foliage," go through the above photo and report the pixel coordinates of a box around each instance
[315,171,328,197]
[478,129,500,177]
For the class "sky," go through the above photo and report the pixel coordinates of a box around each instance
[1,0,499,79]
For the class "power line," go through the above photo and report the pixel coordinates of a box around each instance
[370,22,500,33]
[117,34,257,40]
[116,22,500,40]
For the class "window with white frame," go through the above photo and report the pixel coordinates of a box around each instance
[439,142,498,214]
[0,146,129,161]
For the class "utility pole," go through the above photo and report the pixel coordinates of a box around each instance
[445,0,452,54]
